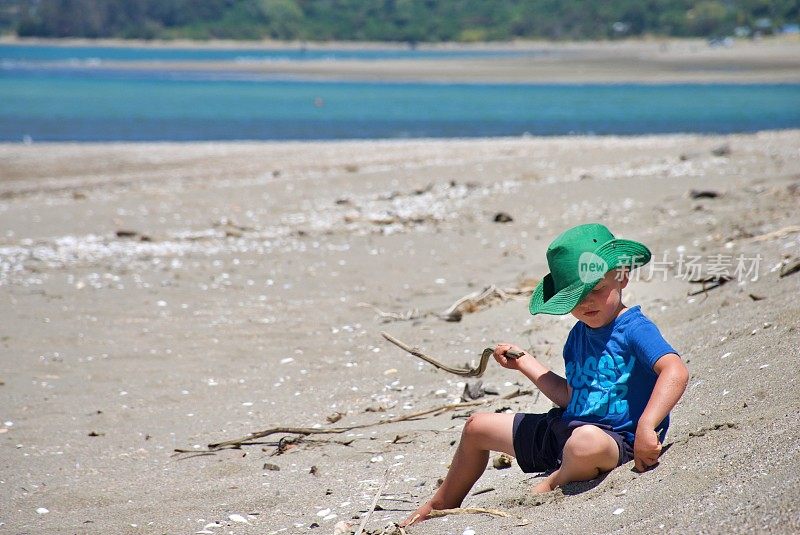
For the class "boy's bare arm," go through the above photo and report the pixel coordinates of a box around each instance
[518,355,571,408]
[634,353,689,471]
[494,344,571,408]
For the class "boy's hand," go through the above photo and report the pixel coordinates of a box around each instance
[633,425,662,472]
[493,343,527,370]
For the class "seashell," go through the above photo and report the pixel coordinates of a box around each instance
[492,453,512,469]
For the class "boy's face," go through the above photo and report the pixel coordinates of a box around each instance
[571,269,629,328]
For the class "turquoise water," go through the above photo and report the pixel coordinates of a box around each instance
[1,45,799,142]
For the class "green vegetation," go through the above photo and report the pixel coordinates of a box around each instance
[0,0,797,41]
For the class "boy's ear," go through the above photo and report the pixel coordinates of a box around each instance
[618,268,630,289]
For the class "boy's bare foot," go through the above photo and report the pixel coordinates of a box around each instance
[532,479,555,493]
[531,469,558,493]
[400,502,433,526]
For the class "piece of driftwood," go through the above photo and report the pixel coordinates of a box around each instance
[358,303,421,322]
[440,283,535,322]
[359,282,536,323]
[687,275,732,296]
[355,469,389,535]
[381,331,524,377]
[746,225,800,243]
[427,507,511,519]
[200,388,531,451]
[779,257,800,278]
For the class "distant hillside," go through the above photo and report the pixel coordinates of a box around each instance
[1,0,798,42]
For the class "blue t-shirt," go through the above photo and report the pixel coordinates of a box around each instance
[561,305,678,445]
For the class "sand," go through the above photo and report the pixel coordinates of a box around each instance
[5,37,800,83]
[1,131,799,534]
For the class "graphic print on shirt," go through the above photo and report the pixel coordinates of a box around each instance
[565,351,636,418]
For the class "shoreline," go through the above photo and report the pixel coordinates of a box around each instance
[2,128,800,150]
[3,36,799,83]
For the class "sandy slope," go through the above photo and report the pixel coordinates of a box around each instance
[0,131,799,534]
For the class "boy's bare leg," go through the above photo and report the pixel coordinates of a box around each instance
[532,425,619,493]
[401,413,516,526]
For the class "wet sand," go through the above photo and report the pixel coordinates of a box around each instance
[1,131,799,533]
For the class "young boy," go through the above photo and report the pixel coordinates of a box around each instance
[403,223,689,525]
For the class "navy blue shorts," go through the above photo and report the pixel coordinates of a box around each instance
[512,408,634,473]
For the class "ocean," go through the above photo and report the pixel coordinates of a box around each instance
[1,44,799,142]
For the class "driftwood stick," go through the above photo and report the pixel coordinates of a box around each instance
[203,388,531,451]
[747,225,800,242]
[357,302,421,321]
[779,257,800,278]
[442,285,496,316]
[443,284,535,313]
[687,275,732,296]
[428,507,511,519]
[381,331,524,377]
[355,469,390,535]
[203,427,352,451]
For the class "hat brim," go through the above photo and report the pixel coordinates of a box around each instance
[529,238,651,316]
[529,275,593,316]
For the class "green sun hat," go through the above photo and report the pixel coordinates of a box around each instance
[529,223,651,316]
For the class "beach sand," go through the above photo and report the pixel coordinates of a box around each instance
[5,37,800,83]
[1,131,799,533]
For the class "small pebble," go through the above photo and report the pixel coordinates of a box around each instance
[613,508,625,515]
[333,521,353,534]
[317,508,331,517]
[463,529,476,535]
[36,507,49,514]
[228,514,248,523]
